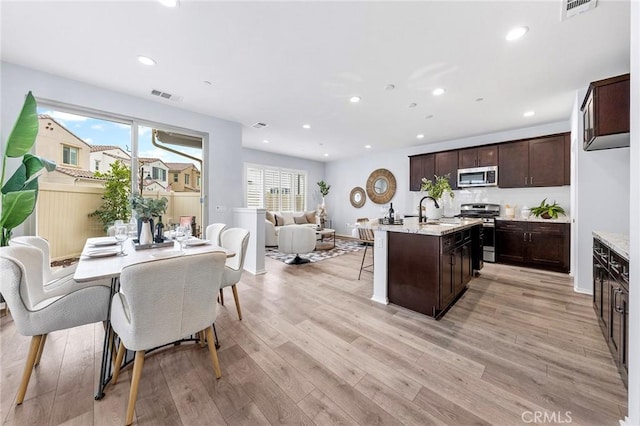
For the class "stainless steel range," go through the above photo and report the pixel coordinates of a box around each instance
[456,203,501,263]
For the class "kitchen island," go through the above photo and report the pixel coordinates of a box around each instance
[371,219,483,319]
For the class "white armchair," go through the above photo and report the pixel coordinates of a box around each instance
[278,225,316,264]
[0,245,111,405]
[219,228,250,320]
[110,251,226,425]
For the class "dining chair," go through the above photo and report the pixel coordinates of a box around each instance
[358,226,375,280]
[0,245,111,405]
[205,223,228,246]
[218,228,250,320]
[110,251,226,426]
[9,236,110,298]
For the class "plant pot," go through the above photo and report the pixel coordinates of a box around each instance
[541,213,552,219]
[138,218,154,245]
[424,203,443,220]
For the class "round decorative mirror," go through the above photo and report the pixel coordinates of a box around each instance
[350,187,366,208]
[366,168,396,204]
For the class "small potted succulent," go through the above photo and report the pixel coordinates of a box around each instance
[530,198,566,219]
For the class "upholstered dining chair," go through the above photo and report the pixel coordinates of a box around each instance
[358,226,375,280]
[0,245,111,405]
[206,223,228,246]
[10,236,111,297]
[110,251,226,426]
[219,228,250,320]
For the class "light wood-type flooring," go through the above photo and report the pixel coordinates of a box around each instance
[0,246,627,425]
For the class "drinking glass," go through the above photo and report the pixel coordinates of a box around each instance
[175,225,189,252]
[114,224,128,255]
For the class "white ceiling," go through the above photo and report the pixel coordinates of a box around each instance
[1,1,630,162]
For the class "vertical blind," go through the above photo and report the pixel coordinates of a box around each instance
[246,164,307,211]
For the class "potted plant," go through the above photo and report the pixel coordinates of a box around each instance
[317,180,331,228]
[1,91,56,246]
[530,198,566,219]
[130,194,168,244]
[420,174,454,219]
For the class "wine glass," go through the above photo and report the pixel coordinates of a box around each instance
[114,224,128,255]
[175,225,188,252]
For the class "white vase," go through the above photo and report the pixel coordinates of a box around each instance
[139,220,153,245]
[425,203,443,220]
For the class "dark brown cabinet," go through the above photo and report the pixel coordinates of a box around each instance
[582,73,630,151]
[496,220,570,273]
[409,154,435,191]
[388,226,478,318]
[593,237,630,386]
[498,135,566,188]
[458,145,498,168]
[434,151,458,190]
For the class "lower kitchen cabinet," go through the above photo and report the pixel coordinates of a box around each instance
[593,236,629,386]
[496,220,570,273]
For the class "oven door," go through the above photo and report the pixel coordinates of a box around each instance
[482,222,495,262]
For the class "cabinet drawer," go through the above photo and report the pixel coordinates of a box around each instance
[529,222,566,235]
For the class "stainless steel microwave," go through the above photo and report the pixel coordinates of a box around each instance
[457,166,498,188]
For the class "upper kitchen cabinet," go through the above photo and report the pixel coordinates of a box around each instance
[458,145,498,169]
[499,134,567,188]
[435,151,459,189]
[409,154,435,191]
[581,73,630,151]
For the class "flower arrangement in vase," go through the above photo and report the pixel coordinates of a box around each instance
[130,194,168,244]
[419,174,454,219]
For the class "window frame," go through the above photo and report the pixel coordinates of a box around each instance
[244,163,307,211]
[62,145,79,166]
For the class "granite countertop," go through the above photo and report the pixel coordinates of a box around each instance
[375,218,483,236]
[593,231,629,260]
[496,216,572,224]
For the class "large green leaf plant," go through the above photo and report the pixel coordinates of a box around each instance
[1,92,56,246]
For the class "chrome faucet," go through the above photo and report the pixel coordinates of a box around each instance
[419,196,439,223]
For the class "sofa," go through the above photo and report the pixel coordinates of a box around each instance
[265,211,319,247]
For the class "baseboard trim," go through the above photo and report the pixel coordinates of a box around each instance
[370,295,388,305]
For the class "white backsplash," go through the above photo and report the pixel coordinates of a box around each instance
[411,186,571,218]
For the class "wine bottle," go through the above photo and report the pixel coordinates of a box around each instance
[388,203,395,221]
[155,216,164,243]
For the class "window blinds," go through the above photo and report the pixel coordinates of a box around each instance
[246,165,307,211]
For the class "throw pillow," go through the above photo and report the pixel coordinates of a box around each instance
[274,213,285,227]
[281,212,295,225]
[294,215,308,224]
[266,211,276,225]
[304,211,317,224]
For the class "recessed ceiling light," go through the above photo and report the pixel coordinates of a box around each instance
[425,115,434,119]
[417,134,425,139]
[203,80,212,85]
[408,103,417,108]
[262,140,269,144]
[506,26,529,41]
[137,55,156,66]
[385,84,396,91]
[302,124,311,129]
[323,153,329,157]
[523,111,535,117]
[364,145,372,149]
[475,97,484,102]
[350,96,361,103]
[432,88,446,96]
[158,0,179,7]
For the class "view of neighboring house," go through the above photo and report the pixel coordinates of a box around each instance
[166,162,201,192]
[139,158,170,191]
[36,115,105,186]
[89,145,131,173]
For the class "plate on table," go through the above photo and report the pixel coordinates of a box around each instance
[150,250,184,259]
[91,239,118,247]
[85,248,120,258]
[185,238,210,247]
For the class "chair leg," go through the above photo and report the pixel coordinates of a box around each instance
[198,331,206,347]
[204,327,222,378]
[112,342,126,384]
[34,334,48,366]
[358,245,369,280]
[219,288,224,306]
[125,350,145,426]
[231,285,242,320]
[16,335,43,404]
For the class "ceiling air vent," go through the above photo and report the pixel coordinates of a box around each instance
[561,0,597,20]
[150,89,183,102]
[251,122,269,129]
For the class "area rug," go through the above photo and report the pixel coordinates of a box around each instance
[265,238,365,263]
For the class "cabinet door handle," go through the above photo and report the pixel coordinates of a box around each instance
[529,233,533,242]
[614,288,624,313]
[524,177,528,185]
[523,232,527,242]
[530,177,533,185]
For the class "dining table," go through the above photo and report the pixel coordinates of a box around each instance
[74,236,235,400]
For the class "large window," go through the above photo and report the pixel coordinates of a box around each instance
[62,145,78,165]
[246,164,306,211]
[152,166,166,181]
[185,174,190,185]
